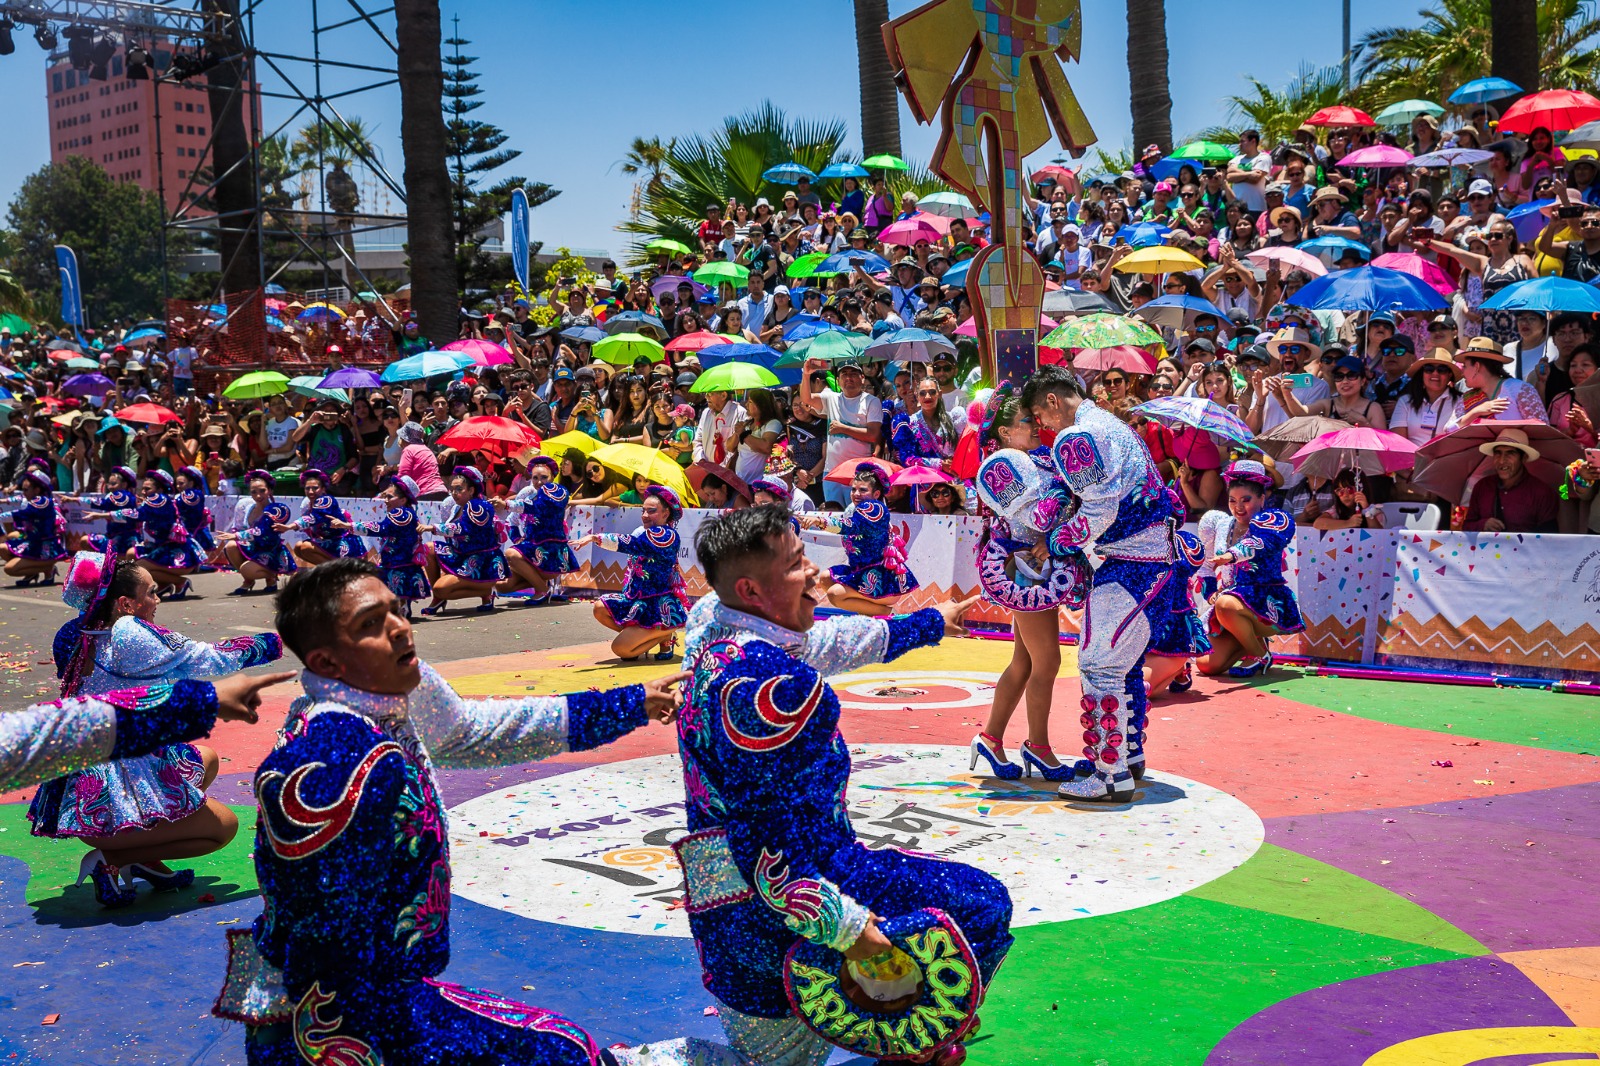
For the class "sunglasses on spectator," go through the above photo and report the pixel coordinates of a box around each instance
[1485,231,1510,240]
[1333,370,1362,381]
[1150,381,1174,393]
[1194,323,1219,333]
[1319,354,1338,364]
[1180,191,1198,199]
[916,388,939,397]
[928,486,954,495]
[1421,366,1453,375]
[1102,376,1126,386]
[1280,344,1308,356]
[1379,345,1409,355]
[1282,319,1306,328]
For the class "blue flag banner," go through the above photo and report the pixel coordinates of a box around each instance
[54,244,84,329]
[510,187,530,293]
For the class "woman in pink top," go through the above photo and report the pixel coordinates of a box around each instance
[395,422,446,500]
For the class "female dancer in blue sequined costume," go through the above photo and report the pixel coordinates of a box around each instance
[1144,527,1212,697]
[799,462,919,615]
[501,456,576,603]
[283,468,367,569]
[330,474,432,617]
[64,465,140,557]
[1198,459,1304,679]
[174,466,216,558]
[420,467,508,615]
[29,550,285,906]
[82,471,202,599]
[575,484,689,661]
[211,559,681,1066]
[0,470,67,585]
[216,471,295,595]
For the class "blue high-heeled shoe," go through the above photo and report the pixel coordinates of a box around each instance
[1019,740,1075,781]
[652,636,678,661]
[76,850,136,909]
[1168,660,1195,694]
[968,733,1022,780]
[123,863,195,892]
[475,592,497,613]
[419,603,446,616]
[1227,651,1273,679]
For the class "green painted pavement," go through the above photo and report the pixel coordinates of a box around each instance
[0,801,258,919]
[1262,670,1600,756]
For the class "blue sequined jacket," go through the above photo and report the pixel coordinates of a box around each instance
[356,505,424,569]
[109,494,188,547]
[612,524,684,600]
[6,495,66,557]
[174,487,211,538]
[89,488,141,546]
[836,499,892,569]
[508,483,569,547]
[1045,401,1172,563]
[437,496,501,556]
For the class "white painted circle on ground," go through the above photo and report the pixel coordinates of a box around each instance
[833,670,999,711]
[448,744,1263,939]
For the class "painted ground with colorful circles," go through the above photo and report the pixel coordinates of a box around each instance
[1,635,1597,1064]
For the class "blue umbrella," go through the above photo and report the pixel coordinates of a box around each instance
[264,282,288,294]
[816,250,891,275]
[381,350,476,382]
[783,315,849,341]
[1482,275,1600,314]
[604,311,667,339]
[941,259,973,289]
[1114,222,1172,248]
[559,325,606,345]
[697,342,799,386]
[864,327,958,362]
[1300,235,1372,260]
[122,326,166,344]
[1506,198,1556,243]
[1132,293,1228,329]
[1448,77,1522,104]
[762,162,818,184]
[819,161,870,179]
[1291,265,1450,313]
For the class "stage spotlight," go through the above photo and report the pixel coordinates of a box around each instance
[63,24,93,70]
[0,21,15,56]
[126,44,149,80]
[88,34,116,80]
[33,23,56,51]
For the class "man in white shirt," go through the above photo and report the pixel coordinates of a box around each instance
[692,391,747,468]
[930,353,969,416]
[798,359,883,508]
[1248,329,1331,435]
[736,270,772,335]
[1226,129,1274,214]
[261,394,301,469]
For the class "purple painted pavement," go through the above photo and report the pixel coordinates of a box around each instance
[1267,781,1600,952]
[1208,955,1574,1065]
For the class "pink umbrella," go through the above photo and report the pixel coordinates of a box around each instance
[1370,252,1455,297]
[1071,345,1159,373]
[441,337,514,366]
[1290,426,1419,481]
[955,313,1058,337]
[877,217,944,246]
[1337,145,1414,168]
[1246,246,1328,277]
[890,465,952,488]
[907,211,953,235]
[1411,419,1582,504]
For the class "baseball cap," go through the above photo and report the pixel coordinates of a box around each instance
[676,372,698,386]
[1238,343,1273,364]
[1185,337,1217,355]
[837,361,865,374]
[552,366,574,381]
[1467,178,1495,197]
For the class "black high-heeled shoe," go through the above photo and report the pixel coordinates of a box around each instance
[123,863,195,892]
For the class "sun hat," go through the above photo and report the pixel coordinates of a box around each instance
[1270,205,1303,228]
[1457,336,1512,364]
[1309,186,1346,207]
[1266,327,1323,362]
[1224,458,1280,489]
[1478,427,1540,461]
[1411,348,1461,379]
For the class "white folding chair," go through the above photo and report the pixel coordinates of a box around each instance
[1378,502,1440,531]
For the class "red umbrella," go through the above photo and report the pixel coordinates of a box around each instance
[1030,165,1076,187]
[889,465,951,488]
[666,331,734,353]
[1305,105,1376,128]
[441,338,514,367]
[1411,419,1581,503]
[1289,426,1419,481]
[686,459,752,502]
[1370,252,1455,298]
[951,428,981,479]
[1071,345,1159,374]
[115,402,182,425]
[824,456,903,485]
[1498,89,1600,134]
[434,416,541,458]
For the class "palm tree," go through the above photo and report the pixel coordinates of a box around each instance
[854,0,902,158]
[1199,64,1372,147]
[616,136,676,195]
[290,117,380,174]
[0,268,31,315]
[1126,0,1172,157]
[395,0,457,347]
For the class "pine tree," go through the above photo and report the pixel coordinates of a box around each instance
[442,19,558,295]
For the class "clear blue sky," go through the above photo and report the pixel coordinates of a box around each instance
[0,0,1405,259]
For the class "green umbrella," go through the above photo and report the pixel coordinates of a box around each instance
[689,360,780,393]
[862,154,909,172]
[222,370,291,399]
[63,357,100,370]
[780,331,872,366]
[787,252,830,278]
[646,237,694,256]
[1042,312,1163,351]
[357,290,379,302]
[692,262,750,287]
[287,376,348,401]
[1374,99,1445,126]
[592,331,667,365]
[1171,141,1235,164]
[0,312,31,335]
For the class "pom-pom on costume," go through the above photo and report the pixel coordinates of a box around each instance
[974,447,1090,614]
[292,491,368,560]
[824,499,918,600]
[433,476,509,584]
[594,522,688,631]
[5,477,68,563]
[656,593,1012,1065]
[507,482,577,575]
[1043,401,1176,799]
[1196,508,1304,635]
[212,662,653,1066]
[175,467,216,554]
[235,500,296,576]
[357,478,431,603]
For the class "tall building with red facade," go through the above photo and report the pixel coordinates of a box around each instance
[45,46,255,214]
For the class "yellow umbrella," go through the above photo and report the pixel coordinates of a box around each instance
[539,431,605,459]
[590,442,699,506]
[1112,246,1207,275]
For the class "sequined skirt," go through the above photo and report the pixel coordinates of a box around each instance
[384,564,432,602]
[1148,579,1212,657]
[309,532,369,559]
[829,562,918,599]
[135,539,202,571]
[9,536,67,562]
[1215,578,1304,635]
[85,532,140,557]
[598,589,687,630]
[511,539,576,575]
[237,532,295,574]
[28,743,206,838]
[436,545,509,583]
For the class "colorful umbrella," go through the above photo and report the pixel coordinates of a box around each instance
[0,312,32,335]
[665,330,739,353]
[692,262,750,287]
[287,376,348,401]
[1482,275,1600,314]
[890,465,951,488]
[825,456,903,485]
[381,350,476,382]
[1042,313,1162,351]
[60,373,114,397]
[1072,346,1159,374]
[787,252,832,278]
[1300,235,1373,261]
[221,370,291,399]
[864,327,957,363]
[1409,147,1496,168]
[916,191,975,218]
[115,402,182,425]
[1411,419,1581,503]
[1448,77,1521,104]
[819,161,870,179]
[960,313,1058,338]
[1253,416,1354,461]
[1306,105,1376,128]
[591,442,697,506]
[1369,252,1458,298]
[1289,426,1420,480]
[318,367,383,389]
[939,259,974,289]
[1498,89,1600,134]
[781,331,871,364]
[816,250,892,275]
[540,430,604,460]
[1112,246,1206,275]
[762,162,818,184]
[559,325,607,345]
[1336,145,1414,168]
[61,357,100,370]
[861,154,909,171]
[1172,141,1235,163]
[1030,164,1076,184]
[297,302,347,322]
[435,416,541,459]
[645,237,693,256]
[1506,198,1557,243]
[689,360,780,393]
[593,332,667,366]
[650,274,710,299]
[1113,221,1173,248]
[1374,99,1445,125]
[876,217,943,246]
[441,337,515,366]
[1290,264,1450,313]
[686,459,752,502]
[1246,247,1329,278]
[1132,293,1230,329]
[1042,289,1121,316]
[1133,396,1254,447]
[121,326,165,345]
[602,311,668,340]
[1560,120,1600,150]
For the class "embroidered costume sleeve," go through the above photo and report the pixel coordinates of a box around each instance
[104,616,283,680]
[1234,509,1294,561]
[610,524,679,560]
[404,662,648,769]
[1046,426,1122,551]
[356,507,407,537]
[794,607,944,677]
[0,680,217,794]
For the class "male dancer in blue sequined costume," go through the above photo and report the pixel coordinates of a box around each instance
[211,559,684,1065]
[1023,365,1177,802]
[664,505,1009,1066]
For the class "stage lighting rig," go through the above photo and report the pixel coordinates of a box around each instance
[125,42,148,80]
[87,32,114,79]
[62,23,92,69]
[33,23,56,51]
